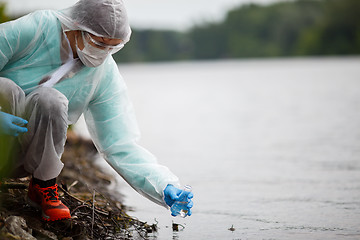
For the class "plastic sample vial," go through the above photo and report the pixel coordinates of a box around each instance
[171,185,192,217]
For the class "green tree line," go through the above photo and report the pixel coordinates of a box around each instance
[0,3,10,23]
[1,0,360,62]
[114,0,360,62]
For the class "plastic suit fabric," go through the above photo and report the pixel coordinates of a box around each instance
[0,0,180,208]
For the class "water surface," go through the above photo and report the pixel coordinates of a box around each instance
[78,57,360,239]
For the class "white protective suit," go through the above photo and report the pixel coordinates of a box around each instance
[0,0,180,207]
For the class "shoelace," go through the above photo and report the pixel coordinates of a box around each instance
[41,185,59,202]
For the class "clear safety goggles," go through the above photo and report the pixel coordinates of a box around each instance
[82,31,125,54]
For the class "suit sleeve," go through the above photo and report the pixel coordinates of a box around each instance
[84,61,180,207]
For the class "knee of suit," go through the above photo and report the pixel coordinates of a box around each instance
[0,77,26,112]
[28,87,69,118]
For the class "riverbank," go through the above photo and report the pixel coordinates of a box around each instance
[0,130,156,240]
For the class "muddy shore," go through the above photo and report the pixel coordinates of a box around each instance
[0,130,157,240]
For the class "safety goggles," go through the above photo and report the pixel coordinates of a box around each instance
[82,31,125,54]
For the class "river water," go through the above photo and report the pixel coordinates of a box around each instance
[75,57,360,240]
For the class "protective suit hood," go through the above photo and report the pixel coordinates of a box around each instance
[55,0,131,43]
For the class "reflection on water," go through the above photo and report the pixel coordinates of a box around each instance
[77,57,360,239]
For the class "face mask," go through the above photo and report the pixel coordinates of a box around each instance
[76,32,110,67]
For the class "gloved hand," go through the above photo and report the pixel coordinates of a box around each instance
[0,111,28,137]
[164,184,194,216]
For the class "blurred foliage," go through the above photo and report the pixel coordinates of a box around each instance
[1,0,360,62]
[0,2,10,23]
[115,0,360,62]
[296,0,360,55]
[113,29,193,62]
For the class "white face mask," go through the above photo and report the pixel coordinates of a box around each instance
[76,32,110,67]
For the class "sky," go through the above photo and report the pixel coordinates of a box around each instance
[1,0,282,30]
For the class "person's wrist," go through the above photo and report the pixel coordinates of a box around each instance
[164,184,176,207]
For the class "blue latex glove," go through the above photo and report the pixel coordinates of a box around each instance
[164,184,194,216]
[0,111,28,137]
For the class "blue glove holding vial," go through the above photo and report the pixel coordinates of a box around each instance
[0,111,28,137]
[164,184,193,217]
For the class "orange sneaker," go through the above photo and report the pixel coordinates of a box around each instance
[27,181,71,221]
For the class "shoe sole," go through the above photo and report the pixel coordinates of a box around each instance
[27,196,71,221]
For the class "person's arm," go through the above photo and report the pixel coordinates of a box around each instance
[0,15,34,135]
[0,11,59,136]
[0,12,39,71]
[84,62,180,207]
